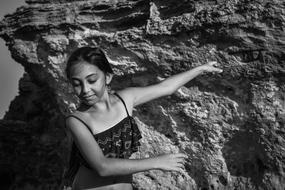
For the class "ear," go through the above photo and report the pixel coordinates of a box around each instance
[105,73,113,85]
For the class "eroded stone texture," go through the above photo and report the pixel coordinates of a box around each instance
[0,0,284,189]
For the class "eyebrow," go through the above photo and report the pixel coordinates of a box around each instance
[86,73,97,78]
[71,73,97,80]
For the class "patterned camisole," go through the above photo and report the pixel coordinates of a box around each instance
[62,93,142,187]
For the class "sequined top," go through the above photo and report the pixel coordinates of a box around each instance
[62,93,142,187]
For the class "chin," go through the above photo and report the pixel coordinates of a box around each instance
[81,98,99,106]
[86,100,97,106]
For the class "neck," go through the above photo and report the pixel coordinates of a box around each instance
[97,91,112,110]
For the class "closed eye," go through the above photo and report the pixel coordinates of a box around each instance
[72,83,81,87]
[88,80,97,84]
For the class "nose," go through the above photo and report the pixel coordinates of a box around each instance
[82,82,91,94]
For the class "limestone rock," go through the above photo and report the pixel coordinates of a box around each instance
[0,0,284,189]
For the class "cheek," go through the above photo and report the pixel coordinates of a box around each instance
[73,86,82,95]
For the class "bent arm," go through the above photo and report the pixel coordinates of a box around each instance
[66,117,173,176]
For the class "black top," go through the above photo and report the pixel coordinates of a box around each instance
[62,93,142,187]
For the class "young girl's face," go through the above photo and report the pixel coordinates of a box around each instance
[69,61,111,106]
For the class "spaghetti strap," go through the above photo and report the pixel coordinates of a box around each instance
[65,115,93,134]
[114,92,131,117]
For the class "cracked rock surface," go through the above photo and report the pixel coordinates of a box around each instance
[0,0,284,189]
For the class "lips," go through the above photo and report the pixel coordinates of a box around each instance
[83,95,94,98]
[82,94,96,100]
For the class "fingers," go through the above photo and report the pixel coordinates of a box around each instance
[174,153,188,159]
[207,61,223,73]
[173,153,188,167]
[173,162,186,174]
[158,153,188,173]
[208,61,218,67]
[214,68,223,73]
[170,154,187,166]
[173,153,188,162]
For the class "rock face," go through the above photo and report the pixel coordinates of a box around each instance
[0,0,284,189]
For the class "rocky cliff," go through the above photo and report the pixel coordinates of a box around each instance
[0,0,284,189]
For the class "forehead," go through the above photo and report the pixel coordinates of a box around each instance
[70,61,103,78]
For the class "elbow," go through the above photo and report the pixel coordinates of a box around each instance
[96,160,112,177]
[89,157,113,177]
[98,168,109,177]
[98,170,108,177]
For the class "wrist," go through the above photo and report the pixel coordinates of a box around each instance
[196,65,206,73]
[148,156,160,170]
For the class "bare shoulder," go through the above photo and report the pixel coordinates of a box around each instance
[65,114,82,130]
[115,88,133,100]
[65,112,89,131]
[115,88,136,113]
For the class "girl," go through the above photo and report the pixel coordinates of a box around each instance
[63,46,223,190]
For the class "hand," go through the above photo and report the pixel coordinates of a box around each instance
[201,61,223,73]
[154,153,187,173]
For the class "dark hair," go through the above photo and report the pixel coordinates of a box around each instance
[65,46,113,79]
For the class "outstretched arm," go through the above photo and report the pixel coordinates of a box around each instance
[66,117,187,177]
[120,61,223,107]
